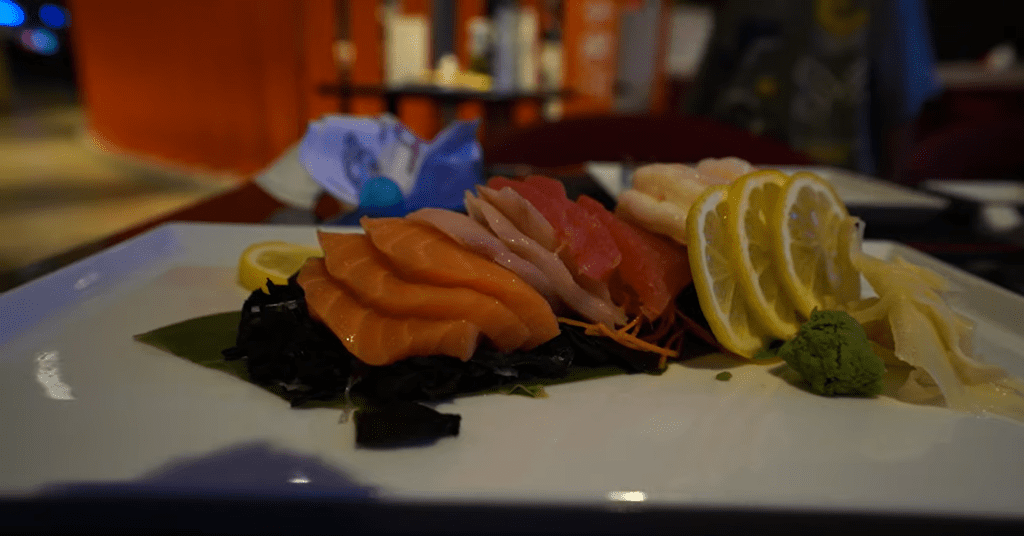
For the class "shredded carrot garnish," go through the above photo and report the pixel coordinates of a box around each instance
[620,317,641,336]
[675,310,728,354]
[557,289,731,363]
[557,317,594,330]
[641,300,679,344]
[558,317,679,359]
[664,329,686,352]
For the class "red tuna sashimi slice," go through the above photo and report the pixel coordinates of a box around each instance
[577,195,692,319]
[296,258,480,365]
[360,217,560,348]
[317,231,532,353]
[487,176,622,284]
[488,176,567,232]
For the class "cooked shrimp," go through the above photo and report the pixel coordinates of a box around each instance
[696,157,756,184]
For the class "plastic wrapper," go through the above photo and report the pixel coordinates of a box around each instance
[298,114,482,223]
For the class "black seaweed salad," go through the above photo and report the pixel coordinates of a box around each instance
[222,277,684,447]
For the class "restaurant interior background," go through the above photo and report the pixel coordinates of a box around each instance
[1,0,1023,291]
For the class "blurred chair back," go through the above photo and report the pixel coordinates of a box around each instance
[904,118,1024,184]
[483,115,813,169]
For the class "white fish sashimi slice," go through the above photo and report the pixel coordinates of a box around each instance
[614,190,689,244]
[406,208,561,308]
[480,184,615,306]
[477,186,559,251]
[465,193,627,327]
[696,156,756,184]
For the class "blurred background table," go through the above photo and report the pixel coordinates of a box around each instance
[317,83,571,141]
[3,0,1024,297]
[4,164,1024,298]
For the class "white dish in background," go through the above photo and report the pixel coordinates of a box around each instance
[921,180,1024,233]
[2,223,1024,520]
[774,166,948,210]
[922,179,1024,206]
[587,163,949,224]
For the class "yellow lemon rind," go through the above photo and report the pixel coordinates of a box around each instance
[769,172,857,318]
[238,241,323,293]
[686,185,768,358]
[726,170,801,340]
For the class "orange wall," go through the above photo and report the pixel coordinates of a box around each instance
[562,0,620,117]
[67,1,669,173]
[67,0,338,175]
[348,0,386,115]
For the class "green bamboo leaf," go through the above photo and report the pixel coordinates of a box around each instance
[134,311,244,376]
[501,384,549,398]
[134,311,362,409]
[135,313,633,407]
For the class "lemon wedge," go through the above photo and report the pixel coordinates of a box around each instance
[770,172,860,317]
[238,241,323,292]
[726,170,801,340]
[687,184,770,358]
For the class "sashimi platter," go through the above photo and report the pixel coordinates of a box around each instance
[135,157,1024,450]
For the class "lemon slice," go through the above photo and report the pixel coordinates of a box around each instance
[770,172,860,317]
[687,184,770,358]
[238,241,323,292]
[726,170,801,340]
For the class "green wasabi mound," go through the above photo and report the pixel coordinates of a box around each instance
[777,310,885,397]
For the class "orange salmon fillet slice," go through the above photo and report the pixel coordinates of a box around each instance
[361,217,560,348]
[317,230,532,353]
[297,258,481,366]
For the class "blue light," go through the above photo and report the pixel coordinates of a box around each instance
[39,3,67,29]
[21,28,60,55]
[0,0,26,27]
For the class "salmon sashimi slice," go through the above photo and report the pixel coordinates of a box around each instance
[360,217,560,348]
[487,176,621,285]
[296,258,481,366]
[316,230,532,353]
[406,208,561,308]
[465,192,627,327]
[577,195,692,319]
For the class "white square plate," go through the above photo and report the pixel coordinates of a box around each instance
[2,223,1023,521]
